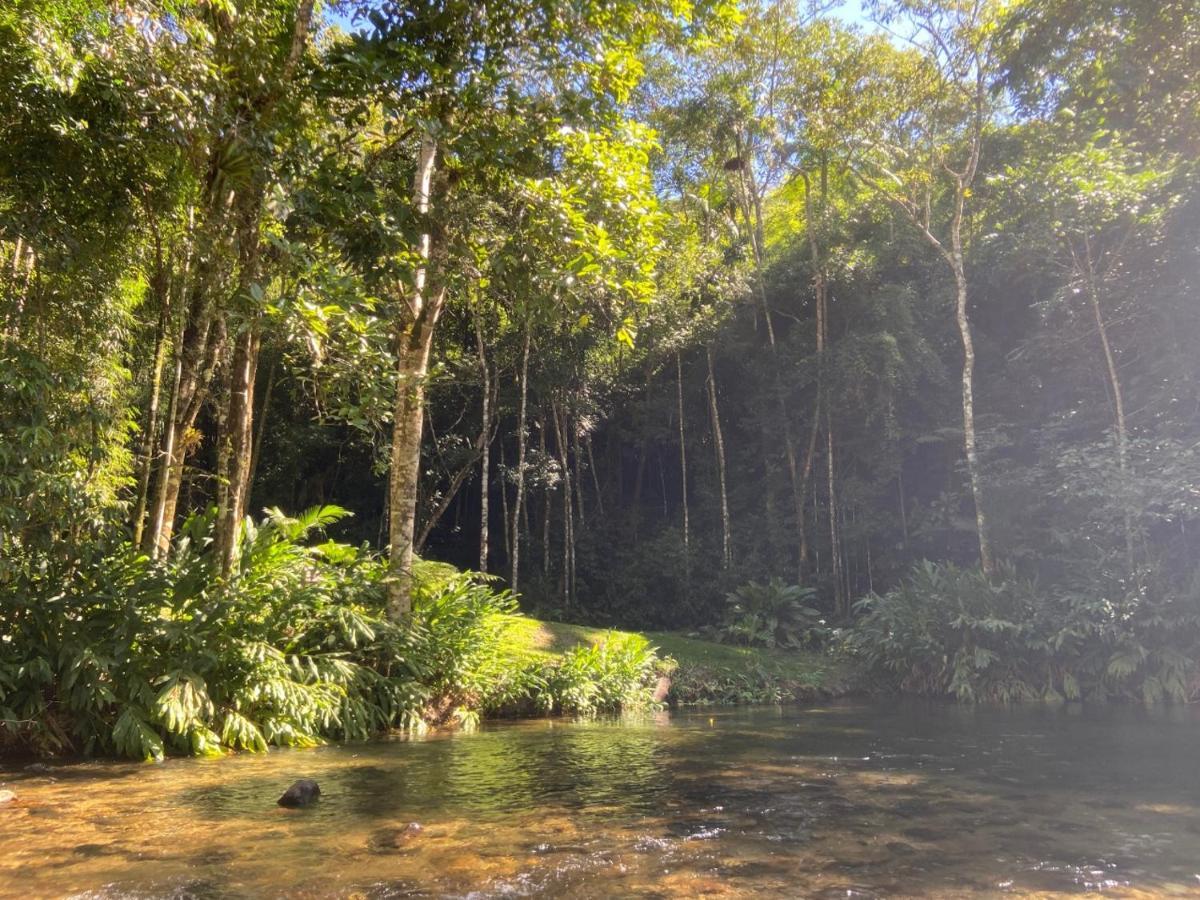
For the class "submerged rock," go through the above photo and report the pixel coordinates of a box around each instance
[0,790,16,804]
[367,822,423,853]
[277,779,321,808]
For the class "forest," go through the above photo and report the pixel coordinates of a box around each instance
[1,0,1199,762]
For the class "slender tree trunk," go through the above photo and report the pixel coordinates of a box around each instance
[553,402,575,607]
[4,238,33,338]
[216,324,261,575]
[149,293,225,557]
[473,313,491,572]
[798,172,827,575]
[1082,237,1134,571]
[214,190,268,573]
[572,421,586,531]
[146,344,183,556]
[735,140,805,578]
[540,418,551,579]
[387,134,445,618]
[950,226,994,577]
[510,323,531,591]
[415,445,478,552]
[131,269,171,547]
[706,346,732,568]
[658,451,669,519]
[586,436,603,517]
[247,355,276,496]
[499,439,511,570]
[415,369,496,554]
[826,412,845,616]
[676,351,690,571]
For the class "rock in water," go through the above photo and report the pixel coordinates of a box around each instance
[367,822,423,853]
[277,779,320,808]
[0,790,16,804]
[652,675,672,703]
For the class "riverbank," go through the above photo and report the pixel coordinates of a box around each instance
[494,617,858,707]
[1,540,857,762]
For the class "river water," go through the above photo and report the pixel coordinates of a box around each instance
[3,701,1200,898]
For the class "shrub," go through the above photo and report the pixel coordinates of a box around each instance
[0,506,668,759]
[847,560,1200,703]
[708,578,829,650]
[0,506,426,759]
[539,632,662,715]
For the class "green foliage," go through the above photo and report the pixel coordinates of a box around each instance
[708,579,829,649]
[539,632,662,715]
[848,561,1200,704]
[0,507,664,760]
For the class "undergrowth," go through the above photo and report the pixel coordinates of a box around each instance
[848,561,1200,703]
[0,506,663,760]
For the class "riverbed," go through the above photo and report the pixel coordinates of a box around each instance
[3,701,1200,897]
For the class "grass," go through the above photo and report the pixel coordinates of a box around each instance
[496,616,857,705]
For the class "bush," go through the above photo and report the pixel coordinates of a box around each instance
[539,632,663,715]
[0,506,667,759]
[847,560,1200,703]
[0,506,424,759]
[707,578,830,650]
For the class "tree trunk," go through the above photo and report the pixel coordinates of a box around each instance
[826,412,845,617]
[706,346,732,568]
[131,266,172,547]
[735,139,805,579]
[553,402,575,607]
[540,418,551,579]
[572,419,586,531]
[386,133,444,619]
[147,288,225,558]
[1082,237,1134,571]
[950,231,994,577]
[676,351,690,570]
[585,435,603,517]
[510,323,531,591]
[215,324,261,575]
[499,439,511,571]
[798,171,827,576]
[474,313,491,572]
[415,449,477,553]
[247,354,276,496]
[214,194,268,570]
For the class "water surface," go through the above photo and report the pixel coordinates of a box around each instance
[3,701,1200,897]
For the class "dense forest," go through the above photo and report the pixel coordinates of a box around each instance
[2,0,1199,759]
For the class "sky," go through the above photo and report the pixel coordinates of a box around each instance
[327,1,878,36]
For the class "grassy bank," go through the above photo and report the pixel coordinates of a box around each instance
[496,618,857,706]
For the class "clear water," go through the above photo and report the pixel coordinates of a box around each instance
[3,701,1200,898]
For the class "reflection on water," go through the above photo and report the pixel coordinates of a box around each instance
[3,701,1200,898]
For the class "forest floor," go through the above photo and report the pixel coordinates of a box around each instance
[498,616,859,705]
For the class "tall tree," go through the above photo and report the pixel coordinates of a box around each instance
[857,0,1003,576]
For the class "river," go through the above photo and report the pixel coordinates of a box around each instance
[3,701,1199,897]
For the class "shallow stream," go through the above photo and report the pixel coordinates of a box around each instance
[3,701,1200,897]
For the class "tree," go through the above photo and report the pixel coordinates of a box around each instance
[856,0,1003,577]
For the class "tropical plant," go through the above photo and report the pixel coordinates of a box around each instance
[710,579,828,649]
[849,561,1200,703]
